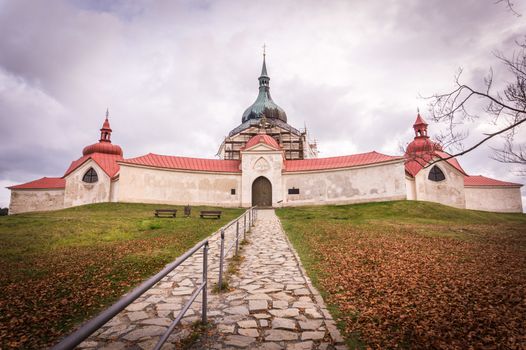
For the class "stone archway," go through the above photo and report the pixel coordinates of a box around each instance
[252,176,272,207]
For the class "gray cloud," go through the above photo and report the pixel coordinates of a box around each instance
[1,0,525,208]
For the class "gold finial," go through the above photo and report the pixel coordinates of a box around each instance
[106,108,109,118]
[417,107,420,114]
[262,43,266,57]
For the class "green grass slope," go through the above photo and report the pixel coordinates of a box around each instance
[0,202,242,349]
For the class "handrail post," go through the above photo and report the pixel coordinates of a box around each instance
[235,222,239,255]
[202,242,208,324]
[218,229,225,292]
[244,214,247,234]
[249,209,252,227]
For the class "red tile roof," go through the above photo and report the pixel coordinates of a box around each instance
[405,151,467,177]
[9,153,122,190]
[243,134,280,150]
[435,151,466,174]
[64,153,123,178]
[464,175,522,187]
[284,151,402,172]
[8,177,65,190]
[120,153,241,173]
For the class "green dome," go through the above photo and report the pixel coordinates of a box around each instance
[241,55,287,123]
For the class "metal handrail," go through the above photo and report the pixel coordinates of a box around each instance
[217,207,256,291]
[52,239,209,350]
[53,208,257,349]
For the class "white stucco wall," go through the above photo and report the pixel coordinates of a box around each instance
[240,146,284,207]
[465,186,523,213]
[118,164,241,206]
[281,160,407,206]
[414,162,465,209]
[9,189,65,214]
[63,160,112,208]
[110,179,119,202]
[406,176,416,200]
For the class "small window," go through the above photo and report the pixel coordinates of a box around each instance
[82,168,98,183]
[428,166,445,182]
[231,189,236,195]
[288,187,300,195]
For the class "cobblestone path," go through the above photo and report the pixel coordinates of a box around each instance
[208,209,345,350]
[78,210,345,349]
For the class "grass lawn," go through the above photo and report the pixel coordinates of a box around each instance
[276,201,526,349]
[0,203,242,349]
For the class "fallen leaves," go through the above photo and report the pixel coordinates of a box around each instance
[279,203,526,349]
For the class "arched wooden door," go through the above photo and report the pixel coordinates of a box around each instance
[252,176,272,207]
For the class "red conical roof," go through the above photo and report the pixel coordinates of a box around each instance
[101,117,111,131]
[413,113,427,126]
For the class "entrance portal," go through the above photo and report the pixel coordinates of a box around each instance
[252,176,272,207]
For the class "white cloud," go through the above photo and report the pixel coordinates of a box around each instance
[0,0,525,208]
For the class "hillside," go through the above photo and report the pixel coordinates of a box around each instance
[0,203,242,349]
[277,201,526,349]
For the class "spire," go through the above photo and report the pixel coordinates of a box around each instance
[261,44,268,77]
[258,44,270,88]
[100,109,112,143]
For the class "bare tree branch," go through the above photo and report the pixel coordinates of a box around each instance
[416,116,526,169]
[413,39,526,172]
[495,0,522,17]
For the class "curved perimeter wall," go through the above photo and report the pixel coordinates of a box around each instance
[282,161,407,206]
[118,164,242,206]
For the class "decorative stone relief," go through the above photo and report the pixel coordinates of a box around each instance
[253,157,270,172]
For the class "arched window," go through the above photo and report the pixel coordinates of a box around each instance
[82,168,98,183]
[428,166,445,182]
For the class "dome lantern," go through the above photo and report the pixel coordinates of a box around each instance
[82,109,123,156]
[405,111,442,155]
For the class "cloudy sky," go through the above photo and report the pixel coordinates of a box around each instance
[1,0,525,208]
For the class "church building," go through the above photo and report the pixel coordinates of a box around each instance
[7,56,524,214]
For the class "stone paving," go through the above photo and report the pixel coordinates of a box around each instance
[78,210,345,349]
[207,209,345,350]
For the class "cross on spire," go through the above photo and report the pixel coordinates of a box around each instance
[259,45,269,79]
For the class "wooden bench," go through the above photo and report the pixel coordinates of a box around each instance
[200,210,222,219]
[154,209,177,218]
